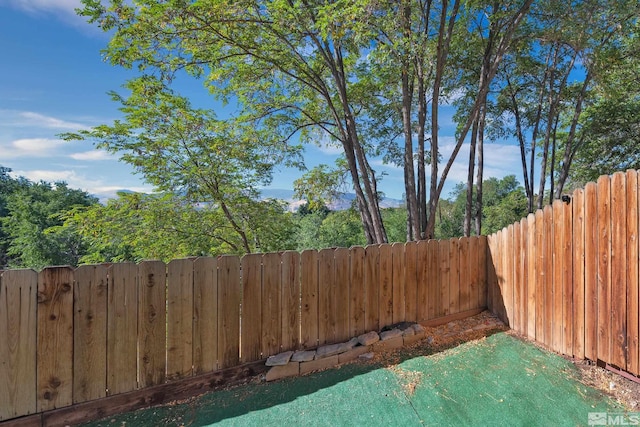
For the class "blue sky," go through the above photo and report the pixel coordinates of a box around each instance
[0,0,525,203]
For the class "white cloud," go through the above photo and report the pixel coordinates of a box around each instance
[0,0,100,31]
[0,0,81,17]
[2,138,70,158]
[70,150,113,161]
[0,110,89,130]
[19,111,88,130]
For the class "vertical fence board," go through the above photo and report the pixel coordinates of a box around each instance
[137,261,166,388]
[379,244,393,327]
[488,231,500,316]
[526,214,536,340]
[416,241,429,322]
[561,198,574,357]
[504,226,514,327]
[73,265,108,404]
[193,257,218,374]
[551,201,564,353]
[458,237,471,313]
[300,250,319,348]
[627,170,640,375]
[448,239,460,316]
[478,236,488,310]
[218,256,240,369]
[611,172,627,369]
[167,259,194,380]
[37,267,74,411]
[364,245,380,331]
[262,253,282,357]
[404,242,418,322]
[597,175,612,364]
[427,240,439,319]
[334,248,350,343]
[391,243,406,323]
[534,213,545,343]
[572,190,586,359]
[552,201,566,352]
[241,254,262,363]
[106,263,137,396]
[469,236,480,311]
[584,183,598,361]
[513,222,522,333]
[494,230,504,321]
[282,251,301,353]
[0,270,37,420]
[543,206,554,348]
[519,218,529,335]
[318,249,335,345]
[349,246,366,337]
[499,228,508,325]
[438,240,450,316]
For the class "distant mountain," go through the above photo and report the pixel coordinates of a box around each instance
[259,188,404,211]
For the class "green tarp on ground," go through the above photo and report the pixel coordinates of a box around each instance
[83,333,623,426]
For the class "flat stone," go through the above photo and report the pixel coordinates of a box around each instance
[300,354,340,375]
[344,337,359,350]
[380,328,403,341]
[372,335,404,352]
[266,362,299,381]
[315,343,345,359]
[266,351,294,366]
[358,331,380,346]
[359,352,375,360]
[338,345,371,364]
[291,350,316,362]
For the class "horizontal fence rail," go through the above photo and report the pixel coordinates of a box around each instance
[487,169,640,378]
[0,237,487,422]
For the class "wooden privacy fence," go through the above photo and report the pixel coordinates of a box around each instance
[0,237,487,422]
[487,169,640,377]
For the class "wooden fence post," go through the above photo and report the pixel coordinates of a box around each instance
[0,269,37,420]
[37,266,74,411]
[137,261,166,387]
[74,264,108,403]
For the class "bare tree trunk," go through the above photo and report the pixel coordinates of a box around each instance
[416,63,429,239]
[475,102,486,236]
[465,118,478,237]
[401,1,420,241]
[554,73,592,198]
[425,0,534,238]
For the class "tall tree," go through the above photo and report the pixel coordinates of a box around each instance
[79,0,388,243]
[497,0,640,209]
[64,78,297,254]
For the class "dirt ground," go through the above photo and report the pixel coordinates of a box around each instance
[160,310,640,412]
[573,359,640,411]
[86,311,639,426]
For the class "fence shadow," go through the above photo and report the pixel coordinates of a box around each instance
[84,320,507,426]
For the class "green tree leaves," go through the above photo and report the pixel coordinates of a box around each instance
[0,174,97,269]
